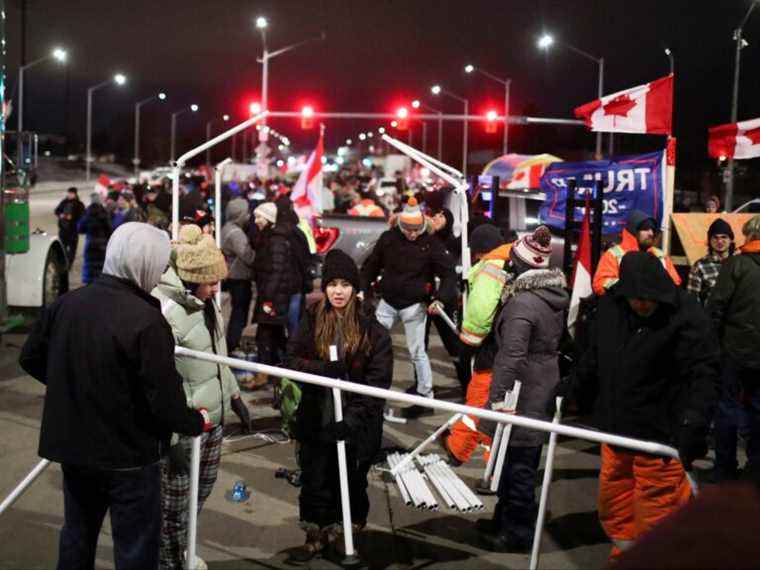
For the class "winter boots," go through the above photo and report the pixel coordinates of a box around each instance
[289,525,324,564]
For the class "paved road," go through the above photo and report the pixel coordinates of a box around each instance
[0,185,612,569]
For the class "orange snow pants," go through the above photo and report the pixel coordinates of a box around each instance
[446,369,493,463]
[598,444,692,561]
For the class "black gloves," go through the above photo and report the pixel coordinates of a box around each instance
[324,360,348,379]
[168,443,189,476]
[231,397,251,433]
[326,421,351,442]
[677,412,709,469]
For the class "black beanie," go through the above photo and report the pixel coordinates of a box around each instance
[708,218,734,241]
[470,223,504,255]
[321,249,360,292]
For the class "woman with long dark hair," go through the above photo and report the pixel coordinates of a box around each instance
[287,249,393,563]
[152,224,251,570]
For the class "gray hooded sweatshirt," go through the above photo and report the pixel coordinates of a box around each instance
[102,222,170,292]
[221,198,256,280]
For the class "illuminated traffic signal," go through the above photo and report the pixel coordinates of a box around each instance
[249,102,262,115]
[396,107,409,131]
[485,110,499,134]
[301,105,315,129]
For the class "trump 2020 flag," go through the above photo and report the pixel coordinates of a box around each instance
[574,75,673,135]
[568,197,593,337]
[708,117,760,160]
[291,125,325,220]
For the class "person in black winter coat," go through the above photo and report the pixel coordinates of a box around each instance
[575,251,720,562]
[77,193,112,284]
[251,202,301,376]
[361,198,456,402]
[54,187,85,266]
[19,222,206,570]
[286,249,393,564]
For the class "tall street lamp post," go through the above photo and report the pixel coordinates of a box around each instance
[133,92,166,175]
[538,33,604,159]
[18,47,67,135]
[86,73,127,181]
[412,99,443,160]
[726,1,758,210]
[464,64,511,155]
[431,84,469,177]
[170,104,199,163]
[206,114,230,165]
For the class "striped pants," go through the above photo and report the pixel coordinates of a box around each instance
[159,425,223,570]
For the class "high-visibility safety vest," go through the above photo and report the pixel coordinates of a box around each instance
[592,229,681,295]
[348,199,385,218]
[460,244,512,347]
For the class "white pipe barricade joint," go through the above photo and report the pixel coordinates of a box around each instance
[391,413,461,476]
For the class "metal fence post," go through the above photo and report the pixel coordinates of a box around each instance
[185,436,202,570]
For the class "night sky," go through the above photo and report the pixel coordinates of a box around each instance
[6,0,760,192]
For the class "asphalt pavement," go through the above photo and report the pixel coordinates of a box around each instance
[0,180,612,569]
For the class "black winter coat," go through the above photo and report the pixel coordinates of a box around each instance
[360,226,457,310]
[287,304,393,461]
[706,246,760,370]
[486,269,569,446]
[253,224,302,325]
[20,275,203,469]
[77,203,112,284]
[54,197,85,237]
[576,253,720,444]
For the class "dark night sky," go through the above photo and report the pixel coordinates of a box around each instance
[6,0,760,189]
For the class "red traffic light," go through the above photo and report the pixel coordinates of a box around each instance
[249,102,262,115]
[485,110,499,134]
[301,105,315,129]
[396,107,409,131]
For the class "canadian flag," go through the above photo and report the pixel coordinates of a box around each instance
[567,197,593,337]
[708,117,760,160]
[507,163,545,190]
[291,125,324,220]
[574,74,673,135]
[94,174,111,198]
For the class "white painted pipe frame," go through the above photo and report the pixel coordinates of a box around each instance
[213,157,233,308]
[490,381,522,493]
[186,435,202,570]
[0,459,51,515]
[391,413,462,476]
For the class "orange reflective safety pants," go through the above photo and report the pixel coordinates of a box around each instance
[446,369,493,463]
[598,444,692,561]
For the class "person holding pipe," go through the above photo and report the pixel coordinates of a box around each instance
[151,224,250,570]
[20,222,208,570]
[286,249,393,563]
[576,251,720,562]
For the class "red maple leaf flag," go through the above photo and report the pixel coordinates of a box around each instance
[291,125,325,220]
[574,74,673,135]
[567,196,593,337]
[708,117,760,160]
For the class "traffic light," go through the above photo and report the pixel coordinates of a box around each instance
[301,105,315,129]
[396,107,409,131]
[485,110,499,134]
[249,102,262,115]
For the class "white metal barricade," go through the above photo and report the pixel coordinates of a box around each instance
[1,347,697,569]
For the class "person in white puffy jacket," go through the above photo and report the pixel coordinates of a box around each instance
[152,224,251,570]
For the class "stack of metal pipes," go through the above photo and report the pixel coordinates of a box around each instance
[387,453,484,513]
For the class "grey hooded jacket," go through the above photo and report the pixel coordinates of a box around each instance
[221,198,256,280]
[487,268,569,447]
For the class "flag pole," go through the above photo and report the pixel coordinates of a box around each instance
[662,137,676,255]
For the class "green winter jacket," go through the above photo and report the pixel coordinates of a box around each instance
[152,266,239,427]
[460,244,512,347]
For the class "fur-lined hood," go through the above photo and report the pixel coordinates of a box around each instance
[502,267,569,310]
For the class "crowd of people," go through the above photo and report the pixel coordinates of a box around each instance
[35,164,760,568]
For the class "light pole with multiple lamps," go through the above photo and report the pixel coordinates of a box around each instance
[170,104,199,163]
[412,99,443,160]
[86,73,127,181]
[431,84,469,177]
[725,0,758,210]
[464,64,511,155]
[205,114,230,165]
[18,47,67,135]
[538,33,604,159]
[133,92,166,175]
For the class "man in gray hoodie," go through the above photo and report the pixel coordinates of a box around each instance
[221,197,256,352]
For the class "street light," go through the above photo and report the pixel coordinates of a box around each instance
[18,46,68,135]
[726,0,759,210]
[378,127,385,134]
[170,104,199,163]
[133,91,167,175]
[664,48,674,75]
[412,98,443,159]
[538,32,604,158]
[255,16,268,29]
[465,63,512,155]
[431,84,469,177]
[206,113,230,165]
[86,73,127,181]
[346,139,352,145]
